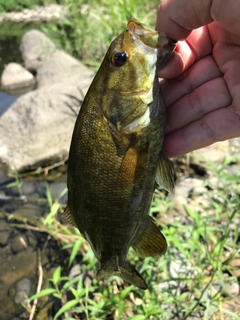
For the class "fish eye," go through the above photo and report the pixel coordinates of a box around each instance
[111,51,128,67]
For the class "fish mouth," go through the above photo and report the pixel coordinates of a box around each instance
[127,18,159,48]
[126,18,176,69]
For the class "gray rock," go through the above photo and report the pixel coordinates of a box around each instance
[0,230,10,246]
[14,278,31,304]
[69,264,81,278]
[0,73,94,176]
[169,176,205,208]
[190,141,230,165]
[20,29,56,71]
[11,236,28,254]
[0,63,36,92]
[221,281,240,297]
[21,180,37,196]
[37,50,92,88]
[229,137,240,155]
[49,182,67,204]
[0,4,66,23]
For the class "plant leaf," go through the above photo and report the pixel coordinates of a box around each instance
[53,299,79,320]
[28,288,56,301]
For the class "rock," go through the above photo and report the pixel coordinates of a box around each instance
[222,281,240,297]
[37,50,91,88]
[212,300,240,320]
[169,176,205,206]
[14,203,45,220]
[5,185,22,197]
[190,141,230,165]
[0,73,94,176]
[49,182,67,204]
[11,235,28,254]
[0,4,66,23]
[14,278,31,304]
[0,230,10,246]
[0,212,67,320]
[0,63,36,92]
[21,180,38,196]
[69,264,81,278]
[20,29,56,71]
[229,137,240,156]
[169,259,198,279]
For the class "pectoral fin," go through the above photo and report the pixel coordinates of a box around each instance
[133,216,167,257]
[62,205,77,226]
[118,147,138,185]
[155,150,175,193]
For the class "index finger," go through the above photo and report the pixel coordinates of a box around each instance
[158,26,212,79]
[156,0,240,40]
[156,0,213,40]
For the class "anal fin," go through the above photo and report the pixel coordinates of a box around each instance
[133,216,167,258]
[62,205,77,227]
[156,150,175,193]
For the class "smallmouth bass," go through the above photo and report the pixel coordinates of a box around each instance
[64,18,176,290]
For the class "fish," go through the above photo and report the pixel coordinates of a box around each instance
[63,18,176,290]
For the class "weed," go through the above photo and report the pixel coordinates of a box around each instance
[49,0,160,70]
[22,152,240,319]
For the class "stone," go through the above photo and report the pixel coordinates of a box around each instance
[49,182,67,204]
[0,230,10,246]
[221,282,240,297]
[20,29,56,71]
[69,264,81,278]
[0,63,36,92]
[190,141,230,165]
[37,50,92,88]
[169,176,205,207]
[229,137,240,156]
[0,215,66,320]
[11,235,28,254]
[5,185,22,197]
[0,73,94,176]
[14,278,31,304]
[0,4,65,23]
[21,180,37,196]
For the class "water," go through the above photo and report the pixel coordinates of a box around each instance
[0,21,57,75]
[0,166,69,320]
[0,21,57,111]
[0,21,68,319]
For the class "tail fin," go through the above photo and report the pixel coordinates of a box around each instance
[96,262,148,290]
[119,263,148,290]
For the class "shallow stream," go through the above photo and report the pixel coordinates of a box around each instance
[0,21,69,319]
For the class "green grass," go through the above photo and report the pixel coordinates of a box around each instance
[0,0,57,12]
[47,0,160,70]
[0,1,239,318]
[12,151,238,320]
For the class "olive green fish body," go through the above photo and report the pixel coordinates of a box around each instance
[64,19,176,289]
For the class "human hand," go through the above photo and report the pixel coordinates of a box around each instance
[156,0,240,157]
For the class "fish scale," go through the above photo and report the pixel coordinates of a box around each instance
[63,18,176,289]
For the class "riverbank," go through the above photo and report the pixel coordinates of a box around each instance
[0,4,66,23]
